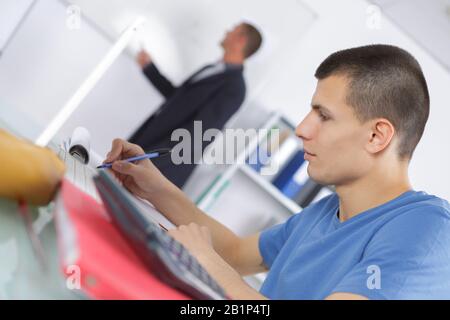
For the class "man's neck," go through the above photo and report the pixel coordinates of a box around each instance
[223,51,245,65]
[336,160,412,222]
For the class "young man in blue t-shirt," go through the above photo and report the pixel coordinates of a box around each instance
[104,44,450,299]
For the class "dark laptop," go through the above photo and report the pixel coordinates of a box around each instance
[93,170,228,300]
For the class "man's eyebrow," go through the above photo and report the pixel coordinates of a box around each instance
[311,104,332,114]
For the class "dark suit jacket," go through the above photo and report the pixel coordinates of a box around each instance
[129,62,246,188]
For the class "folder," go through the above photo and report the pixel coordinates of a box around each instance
[54,178,190,300]
[272,149,306,196]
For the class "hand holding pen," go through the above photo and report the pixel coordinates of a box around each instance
[101,139,173,199]
[98,148,171,169]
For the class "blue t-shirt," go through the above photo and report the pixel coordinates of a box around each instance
[259,190,450,299]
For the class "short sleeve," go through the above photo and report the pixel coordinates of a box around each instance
[258,212,304,268]
[331,207,450,300]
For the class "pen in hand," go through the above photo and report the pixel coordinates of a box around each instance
[97,148,171,169]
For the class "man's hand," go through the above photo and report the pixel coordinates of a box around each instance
[168,223,215,260]
[104,138,170,199]
[137,50,152,68]
[168,223,267,300]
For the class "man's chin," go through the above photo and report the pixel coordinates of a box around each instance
[307,166,329,185]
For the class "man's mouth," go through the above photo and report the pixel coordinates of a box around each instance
[303,149,316,160]
[303,149,316,157]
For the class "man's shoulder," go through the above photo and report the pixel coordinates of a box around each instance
[399,191,450,218]
[377,191,450,238]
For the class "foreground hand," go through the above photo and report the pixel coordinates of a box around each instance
[168,223,267,300]
[168,223,215,260]
[104,138,169,199]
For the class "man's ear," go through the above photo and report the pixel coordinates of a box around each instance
[365,118,395,155]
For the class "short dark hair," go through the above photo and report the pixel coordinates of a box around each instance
[241,23,263,58]
[315,44,430,160]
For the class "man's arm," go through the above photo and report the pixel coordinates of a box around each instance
[167,223,267,299]
[137,50,176,99]
[105,139,268,275]
[133,77,244,147]
[325,293,368,300]
[146,181,267,275]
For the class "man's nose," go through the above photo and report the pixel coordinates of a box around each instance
[295,114,313,140]
[295,122,305,139]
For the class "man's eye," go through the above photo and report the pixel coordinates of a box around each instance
[319,112,328,121]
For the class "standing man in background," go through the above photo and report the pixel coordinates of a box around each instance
[129,22,263,188]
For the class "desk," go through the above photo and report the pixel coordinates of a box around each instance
[0,104,80,299]
[0,200,80,299]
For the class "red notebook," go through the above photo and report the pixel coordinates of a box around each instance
[54,178,190,300]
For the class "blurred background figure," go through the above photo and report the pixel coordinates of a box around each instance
[129,22,263,188]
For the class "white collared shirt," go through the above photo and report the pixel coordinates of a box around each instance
[190,62,227,83]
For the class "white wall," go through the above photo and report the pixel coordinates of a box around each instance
[69,0,317,104]
[0,0,33,52]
